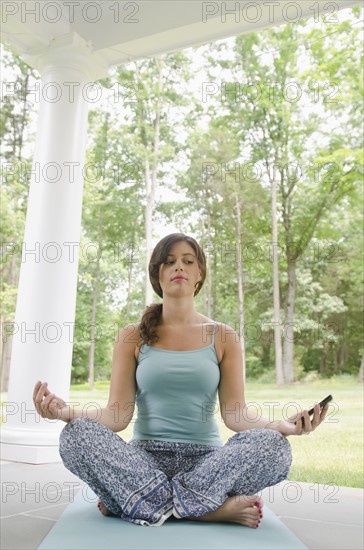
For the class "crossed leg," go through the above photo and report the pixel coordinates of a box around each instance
[60,420,291,528]
[59,417,174,526]
[171,428,292,528]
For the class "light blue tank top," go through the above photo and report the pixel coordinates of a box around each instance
[130,321,223,446]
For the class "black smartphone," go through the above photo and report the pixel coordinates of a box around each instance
[294,394,333,426]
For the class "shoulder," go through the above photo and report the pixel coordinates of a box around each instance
[114,323,143,363]
[213,322,239,343]
[115,323,142,349]
[213,322,241,361]
[198,319,240,364]
[116,322,140,338]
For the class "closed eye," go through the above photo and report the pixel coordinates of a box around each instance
[164,260,194,265]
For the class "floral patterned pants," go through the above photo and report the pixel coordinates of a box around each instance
[59,417,292,527]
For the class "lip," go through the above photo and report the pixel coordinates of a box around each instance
[171,276,187,281]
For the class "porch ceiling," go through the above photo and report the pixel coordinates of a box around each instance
[1,0,360,69]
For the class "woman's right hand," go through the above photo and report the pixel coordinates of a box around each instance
[33,381,70,422]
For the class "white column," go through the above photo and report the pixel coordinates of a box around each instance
[1,35,108,463]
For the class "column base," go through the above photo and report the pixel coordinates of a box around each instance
[1,442,62,464]
[0,426,63,464]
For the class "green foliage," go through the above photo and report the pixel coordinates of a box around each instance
[1,9,362,384]
[0,47,39,360]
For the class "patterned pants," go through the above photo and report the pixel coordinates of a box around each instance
[59,417,292,527]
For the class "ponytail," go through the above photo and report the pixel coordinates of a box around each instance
[138,303,163,347]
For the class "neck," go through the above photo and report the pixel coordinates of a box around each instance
[160,297,200,326]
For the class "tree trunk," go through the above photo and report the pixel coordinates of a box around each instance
[144,155,152,306]
[144,156,154,306]
[282,258,296,383]
[125,259,134,324]
[271,171,284,385]
[358,354,364,383]
[337,329,345,372]
[321,342,329,376]
[262,340,271,369]
[234,195,246,384]
[205,210,213,318]
[144,62,162,307]
[1,332,13,393]
[88,207,103,391]
[18,73,29,159]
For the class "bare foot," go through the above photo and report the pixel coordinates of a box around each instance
[186,495,263,528]
[97,499,117,517]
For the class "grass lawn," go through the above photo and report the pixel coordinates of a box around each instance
[65,376,363,489]
[1,377,362,488]
[242,379,363,489]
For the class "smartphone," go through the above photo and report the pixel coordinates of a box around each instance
[294,394,333,426]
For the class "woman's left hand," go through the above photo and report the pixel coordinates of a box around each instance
[276,403,330,437]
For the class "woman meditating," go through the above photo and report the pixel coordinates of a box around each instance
[33,233,329,527]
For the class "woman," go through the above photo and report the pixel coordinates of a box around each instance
[33,233,329,528]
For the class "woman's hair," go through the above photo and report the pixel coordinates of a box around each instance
[138,233,206,346]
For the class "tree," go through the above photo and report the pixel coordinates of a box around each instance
[0,47,38,391]
[211,13,362,382]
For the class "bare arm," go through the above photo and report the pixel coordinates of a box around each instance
[217,323,253,431]
[33,324,139,433]
[102,323,138,431]
[217,324,329,436]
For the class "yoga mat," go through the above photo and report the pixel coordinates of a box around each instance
[38,489,307,549]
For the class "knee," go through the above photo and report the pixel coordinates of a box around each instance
[59,417,96,463]
[265,428,291,449]
[245,428,292,477]
[227,428,292,483]
[264,429,292,478]
[59,416,90,442]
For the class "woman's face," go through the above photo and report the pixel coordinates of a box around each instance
[158,241,202,298]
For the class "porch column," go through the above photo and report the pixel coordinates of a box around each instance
[1,34,108,463]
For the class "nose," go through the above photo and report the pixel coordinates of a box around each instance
[174,259,184,270]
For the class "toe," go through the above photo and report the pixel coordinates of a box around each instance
[246,506,261,520]
[254,496,264,509]
[239,495,261,507]
[250,518,260,528]
[241,494,264,509]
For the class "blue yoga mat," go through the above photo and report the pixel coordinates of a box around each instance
[38,489,307,549]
